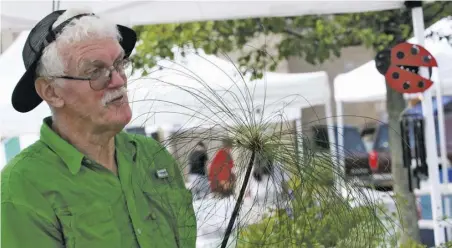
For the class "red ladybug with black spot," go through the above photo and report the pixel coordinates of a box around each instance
[375,42,437,94]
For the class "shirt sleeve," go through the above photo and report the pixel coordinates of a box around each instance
[1,168,64,248]
[1,201,64,248]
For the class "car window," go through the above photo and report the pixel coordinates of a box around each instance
[362,134,375,152]
[374,124,389,152]
[341,127,368,154]
[313,126,367,154]
[374,124,414,152]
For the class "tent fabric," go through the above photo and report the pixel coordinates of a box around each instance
[126,70,330,130]
[0,31,30,107]
[125,49,331,130]
[334,17,452,103]
[1,1,405,32]
[0,31,52,138]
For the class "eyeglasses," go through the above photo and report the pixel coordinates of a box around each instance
[49,58,131,91]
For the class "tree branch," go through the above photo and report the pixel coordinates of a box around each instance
[282,27,305,39]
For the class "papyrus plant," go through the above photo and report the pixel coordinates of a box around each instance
[127,49,400,248]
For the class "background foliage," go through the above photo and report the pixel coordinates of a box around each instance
[132,2,451,79]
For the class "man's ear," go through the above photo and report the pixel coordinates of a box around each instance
[35,78,64,108]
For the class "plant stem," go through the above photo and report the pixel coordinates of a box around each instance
[221,150,256,248]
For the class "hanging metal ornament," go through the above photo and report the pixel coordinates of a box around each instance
[375,42,437,94]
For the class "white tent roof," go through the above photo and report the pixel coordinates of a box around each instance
[0,31,52,138]
[126,50,330,130]
[334,17,452,103]
[1,1,405,32]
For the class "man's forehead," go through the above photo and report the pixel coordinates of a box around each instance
[70,39,124,63]
[80,49,124,64]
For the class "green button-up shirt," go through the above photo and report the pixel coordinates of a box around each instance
[1,117,197,248]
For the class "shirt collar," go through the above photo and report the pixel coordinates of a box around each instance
[40,117,137,175]
[40,117,84,175]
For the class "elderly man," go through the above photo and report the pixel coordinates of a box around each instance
[1,8,196,248]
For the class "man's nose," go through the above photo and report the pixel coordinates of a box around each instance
[108,70,127,88]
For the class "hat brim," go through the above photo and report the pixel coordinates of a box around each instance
[12,25,137,113]
[117,25,137,58]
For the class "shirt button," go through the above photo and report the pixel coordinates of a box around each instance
[137,228,142,235]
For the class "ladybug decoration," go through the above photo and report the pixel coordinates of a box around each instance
[375,42,437,94]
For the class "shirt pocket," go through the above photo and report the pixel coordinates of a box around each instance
[56,205,121,248]
[141,186,197,248]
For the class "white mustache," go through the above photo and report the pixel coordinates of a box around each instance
[101,87,127,106]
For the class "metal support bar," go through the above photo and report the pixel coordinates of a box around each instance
[410,5,445,245]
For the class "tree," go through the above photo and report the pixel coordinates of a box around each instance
[131,1,452,245]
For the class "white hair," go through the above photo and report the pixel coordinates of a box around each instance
[36,8,122,77]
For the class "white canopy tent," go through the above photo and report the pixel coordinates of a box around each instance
[126,51,332,132]
[0,31,52,138]
[1,1,405,32]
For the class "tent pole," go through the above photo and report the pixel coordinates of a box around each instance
[434,66,452,239]
[295,110,303,162]
[335,100,346,198]
[409,2,445,245]
[325,98,338,182]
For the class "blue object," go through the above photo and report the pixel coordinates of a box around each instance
[4,137,20,163]
[419,195,452,220]
[418,168,452,220]
[404,96,452,116]
[439,168,452,184]
[420,229,435,247]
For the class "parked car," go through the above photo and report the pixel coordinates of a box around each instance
[369,97,452,188]
[311,125,371,185]
[368,123,394,188]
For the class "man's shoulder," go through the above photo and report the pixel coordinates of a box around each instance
[1,141,49,201]
[1,140,64,197]
[2,140,49,176]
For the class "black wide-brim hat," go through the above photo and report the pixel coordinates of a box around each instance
[11,10,137,113]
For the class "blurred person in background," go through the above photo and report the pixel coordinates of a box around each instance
[247,152,291,204]
[187,141,210,199]
[208,138,236,197]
